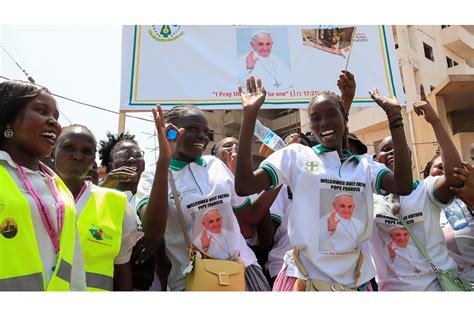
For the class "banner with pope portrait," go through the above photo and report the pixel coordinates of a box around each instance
[120,25,404,110]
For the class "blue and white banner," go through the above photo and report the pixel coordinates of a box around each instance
[120,25,404,110]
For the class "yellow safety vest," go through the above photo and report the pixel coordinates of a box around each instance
[0,166,76,291]
[77,185,126,291]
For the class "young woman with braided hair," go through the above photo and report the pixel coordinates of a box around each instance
[234,77,412,291]
[135,104,271,291]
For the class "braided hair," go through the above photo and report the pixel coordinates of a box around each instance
[422,152,441,179]
[98,131,138,172]
[308,91,349,149]
[164,104,204,126]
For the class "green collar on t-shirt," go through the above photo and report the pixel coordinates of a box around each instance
[169,156,207,171]
[412,179,420,190]
[312,144,360,161]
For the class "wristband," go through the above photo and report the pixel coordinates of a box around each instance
[388,117,403,126]
[390,122,404,130]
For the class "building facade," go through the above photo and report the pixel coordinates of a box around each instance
[347,25,474,178]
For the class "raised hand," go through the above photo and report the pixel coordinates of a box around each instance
[369,88,401,114]
[238,76,266,113]
[327,210,340,234]
[99,166,137,188]
[246,50,258,70]
[152,104,184,162]
[413,85,439,124]
[337,70,356,107]
[451,162,474,208]
[200,228,211,250]
[387,241,396,259]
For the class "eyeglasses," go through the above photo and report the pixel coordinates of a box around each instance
[113,149,145,161]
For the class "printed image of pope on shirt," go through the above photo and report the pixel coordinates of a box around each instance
[319,192,366,253]
[384,226,431,276]
[192,208,239,260]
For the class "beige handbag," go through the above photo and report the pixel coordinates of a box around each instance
[168,169,245,291]
[292,248,364,291]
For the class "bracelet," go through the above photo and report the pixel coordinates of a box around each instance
[388,117,404,127]
[390,122,404,130]
[387,113,403,120]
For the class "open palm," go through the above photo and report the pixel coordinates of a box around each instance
[152,105,184,161]
[369,88,400,112]
[238,76,266,111]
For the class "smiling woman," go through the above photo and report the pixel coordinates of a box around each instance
[53,125,139,291]
[234,76,413,291]
[135,104,271,291]
[0,80,80,291]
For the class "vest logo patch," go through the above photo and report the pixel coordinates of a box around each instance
[1,218,18,239]
[305,160,320,173]
[89,224,112,241]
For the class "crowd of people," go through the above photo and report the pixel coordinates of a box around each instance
[0,71,473,291]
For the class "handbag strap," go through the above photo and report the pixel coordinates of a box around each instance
[292,248,364,284]
[168,168,217,260]
[397,214,439,272]
[168,169,192,249]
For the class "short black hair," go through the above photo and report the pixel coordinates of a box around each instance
[0,80,50,147]
[56,124,97,149]
[98,131,138,172]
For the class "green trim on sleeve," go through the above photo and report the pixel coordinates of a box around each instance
[232,197,251,212]
[271,214,282,224]
[412,180,420,190]
[375,168,391,196]
[260,163,279,189]
[135,197,149,218]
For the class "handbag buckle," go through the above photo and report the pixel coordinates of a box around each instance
[218,272,229,286]
[331,283,344,291]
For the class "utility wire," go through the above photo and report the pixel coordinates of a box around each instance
[0,46,36,83]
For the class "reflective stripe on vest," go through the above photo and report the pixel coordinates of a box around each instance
[0,273,43,291]
[0,166,77,291]
[55,259,73,283]
[77,185,126,291]
[86,272,113,291]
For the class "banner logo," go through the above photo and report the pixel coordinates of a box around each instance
[148,25,184,42]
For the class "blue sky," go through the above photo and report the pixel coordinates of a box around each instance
[0,26,159,168]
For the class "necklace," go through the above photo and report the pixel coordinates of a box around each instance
[257,57,282,88]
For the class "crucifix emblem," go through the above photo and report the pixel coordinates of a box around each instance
[305,160,320,173]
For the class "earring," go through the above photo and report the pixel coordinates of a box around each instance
[3,125,14,139]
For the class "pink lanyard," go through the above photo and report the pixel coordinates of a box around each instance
[15,162,64,254]
[74,181,89,204]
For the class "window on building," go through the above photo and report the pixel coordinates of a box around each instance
[430,85,436,92]
[441,25,451,29]
[446,57,458,68]
[423,43,434,61]
[395,43,399,49]
[208,130,214,142]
